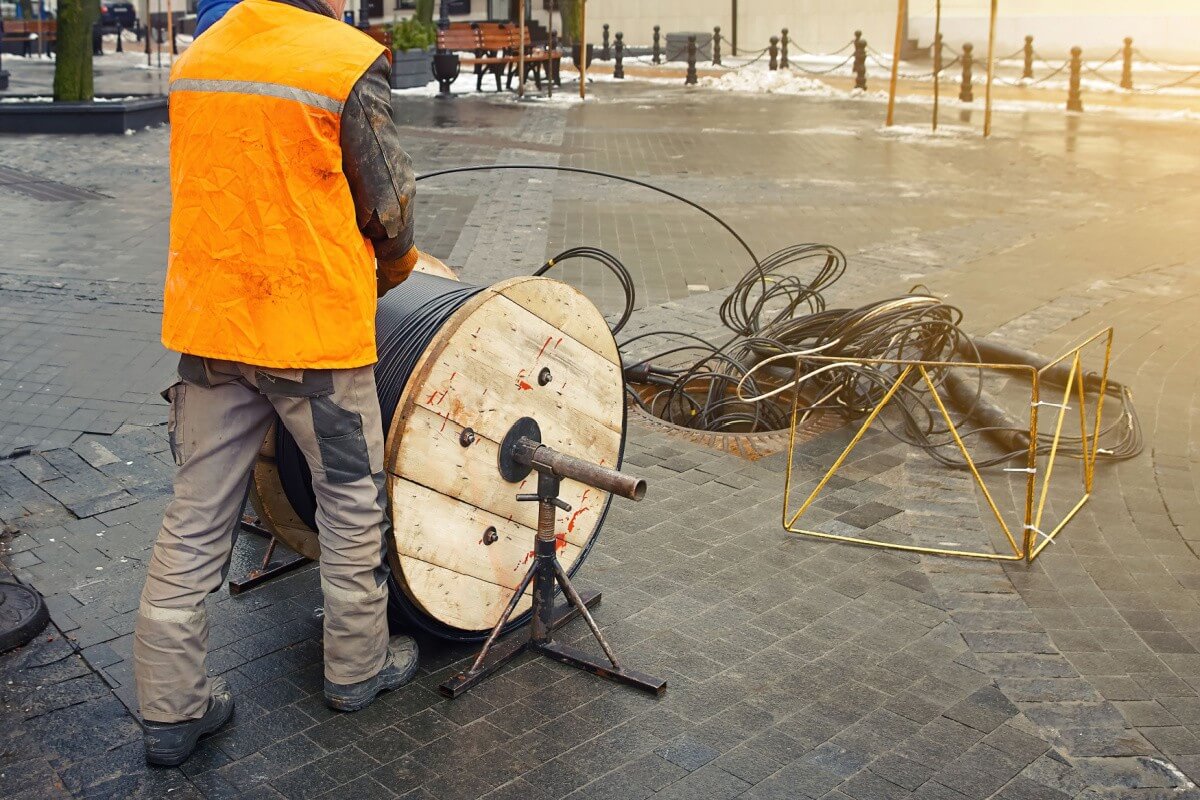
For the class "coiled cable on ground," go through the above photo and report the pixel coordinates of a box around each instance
[416,164,1142,468]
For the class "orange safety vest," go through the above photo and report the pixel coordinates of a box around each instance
[162,0,386,369]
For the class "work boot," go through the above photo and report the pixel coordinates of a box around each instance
[324,635,419,712]
[142,676,234,767]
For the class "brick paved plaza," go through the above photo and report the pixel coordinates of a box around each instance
[2,53,1200,799]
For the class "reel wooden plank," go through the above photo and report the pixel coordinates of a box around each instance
[249,275,624,638]
[386,277,623,634]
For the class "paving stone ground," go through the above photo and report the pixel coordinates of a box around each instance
[3,57,1200,799]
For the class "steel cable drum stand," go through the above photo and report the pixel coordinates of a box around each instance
[441,418,665,697]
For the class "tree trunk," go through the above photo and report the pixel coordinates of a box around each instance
[559,0,579,44]
[53,0,95,102]
[415,0,433,26]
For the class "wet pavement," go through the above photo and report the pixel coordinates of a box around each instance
[3,54,1200,799]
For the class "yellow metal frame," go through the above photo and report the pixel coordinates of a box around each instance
[782,329,1113,563]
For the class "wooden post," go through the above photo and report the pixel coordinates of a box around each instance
[613,31,624,78]
[1120,37,1133,90]
[165,0,174,66]
[853,36,867,90]
[1067,46,1083,112]
[1022,35,1034,79]
[713,26,721,65]
[578,0,586,99]
[885,0,906,127]
[932,0,941,131]
[780,27,789,68]
[983,0,997,137]
[768,36,778,70]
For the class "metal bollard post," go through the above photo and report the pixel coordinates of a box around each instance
[933,32,943,77]
[652,25,661,64]
[959,42,974,102]
[1067,46,1083,111]
[1022,35,1034,79]
[171,28,178,55]
[853,36,867,90]
[614,32,624,78]
[1120,37,1133,90]
[780,27,789,68]
[601,24,610,60]
[116,23,124,53]
[550,30,561,86]
[713,26,721,65]
[686,34,698,85]
[768,36,779,71]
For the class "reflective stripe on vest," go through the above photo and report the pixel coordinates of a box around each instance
[161,0,386,369]
[168,77,344,115]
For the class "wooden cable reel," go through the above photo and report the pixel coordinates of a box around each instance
[249,272,625,641]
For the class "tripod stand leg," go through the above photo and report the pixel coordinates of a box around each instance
[438,589,602,698]
[552,558,620,668]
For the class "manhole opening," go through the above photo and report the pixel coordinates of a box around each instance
[626,379,842,461]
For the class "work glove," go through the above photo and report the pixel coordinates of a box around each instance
[377,249,457,297]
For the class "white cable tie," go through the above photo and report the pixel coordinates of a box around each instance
[1023,524,1053,544]
[1031,401,1072,410]
[1003,467,1037,474]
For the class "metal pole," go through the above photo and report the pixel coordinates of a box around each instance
[983,0,997,137]
[932,0,941,131]
[731,0,737,56]
[578,0,586,99]
[518,2,525,98]
[885,0,906,127]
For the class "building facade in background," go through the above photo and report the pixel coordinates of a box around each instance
[570,0,1200,61]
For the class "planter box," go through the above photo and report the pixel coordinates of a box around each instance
[0,94,169,134]
[391,48,433,89]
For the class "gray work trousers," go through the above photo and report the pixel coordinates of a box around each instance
[134,356,392,723]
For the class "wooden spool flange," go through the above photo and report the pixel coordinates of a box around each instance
[249,276,624,639]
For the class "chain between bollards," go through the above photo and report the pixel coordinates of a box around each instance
[712,26,721,66]
[1023,35,1034,79]
[652,25,661,64]
[685,34,698,85]
[959,42,974,102]
[613,31,624,79]
[1067,46,1083,111]
[768,36,779,71]
[1120,37,1133,90]
[780,28,789,69]
[601,24,610,61]
[853,35,867,90]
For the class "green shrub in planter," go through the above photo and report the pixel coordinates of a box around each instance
[391,17,436,51]
[390,17,436,89]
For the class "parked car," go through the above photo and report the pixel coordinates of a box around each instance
[99,1,138,32]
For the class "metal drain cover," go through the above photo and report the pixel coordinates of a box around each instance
[0,580,50,653]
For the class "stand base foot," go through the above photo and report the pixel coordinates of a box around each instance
[228,521,311,595]
[536,640,667,695]
[439,590,601,698]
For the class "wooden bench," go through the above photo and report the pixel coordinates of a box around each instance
[2,20,57,56]
[362,25,394,64]
[435,22,562,93]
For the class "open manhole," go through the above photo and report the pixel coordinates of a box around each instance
[626,378,843,461]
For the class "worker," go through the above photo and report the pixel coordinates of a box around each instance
[193,0,241,36]
[134,0,440,767]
